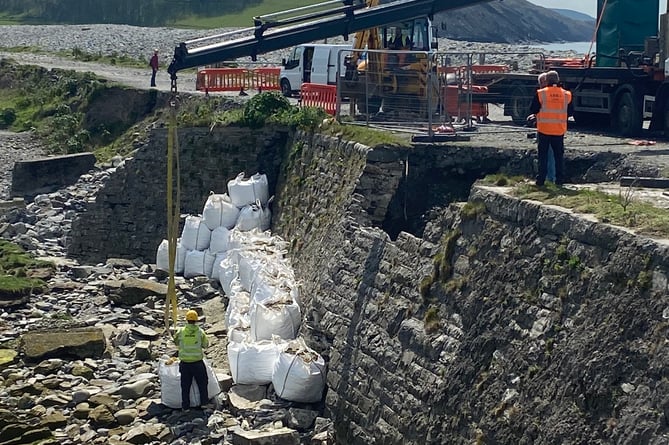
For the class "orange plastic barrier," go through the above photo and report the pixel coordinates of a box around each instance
[443,85,488,118]
[196,67,282,93]
[197,68,248,92]
[300,83,337,115]
[251,67,281,92]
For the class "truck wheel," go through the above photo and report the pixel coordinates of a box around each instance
[612,90,642,136]
[508,85,532,125]
[280,79,292,97]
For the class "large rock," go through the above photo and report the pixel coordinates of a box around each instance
[21,327,106,362]
[230,426,299,445]
[11,153,96,200]
[104,278,168,306]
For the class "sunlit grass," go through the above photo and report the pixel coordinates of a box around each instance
[509,181,669,238]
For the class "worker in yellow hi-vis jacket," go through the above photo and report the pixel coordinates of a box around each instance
[173,310,209,409]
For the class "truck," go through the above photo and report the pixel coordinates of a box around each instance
[463,0,669,137]
[279,43,352,97]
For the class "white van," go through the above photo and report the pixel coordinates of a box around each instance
[279,43,352,97]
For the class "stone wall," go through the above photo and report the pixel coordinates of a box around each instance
[274,139,669,443]
[66,126,668,443]
[67,126,289,263]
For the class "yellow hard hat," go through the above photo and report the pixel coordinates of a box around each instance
[186,310,199,322]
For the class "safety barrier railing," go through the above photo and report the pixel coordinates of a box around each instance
[300,83,337,115]
[196,67,281,93]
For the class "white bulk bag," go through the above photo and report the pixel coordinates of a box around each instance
[156,239,187,274]
[249,299,301,342]
[225,290,251,330]
[228,325,249,343]
[272,338,326,403]
[235,202,271,232]
[210,252,229,282]
[218,257,239,295]
[180,216,211,251]
[227,172,270,208]
[184,249,216,278]
[235,250,266,292]
[158,358,221,408]
[227,339,283,385]
[209,226,231,253]
[252,270,301,307]
[202,193,240,230]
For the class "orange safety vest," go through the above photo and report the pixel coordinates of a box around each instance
[536,86,572,136]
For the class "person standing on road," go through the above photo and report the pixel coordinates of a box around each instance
[173,309,209,409]
[529,70,572,186]
[149,49,159,87]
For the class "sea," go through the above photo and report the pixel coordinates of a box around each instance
[537,41,596,55]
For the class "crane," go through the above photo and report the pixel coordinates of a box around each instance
[167,0,493,88]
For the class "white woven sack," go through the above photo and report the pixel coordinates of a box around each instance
[235,203,271,232]
[156,239,187,274]
[158,358,221,408]
[210,252,229,282]
[228,326,249,343]
[272,338,326,403]
[227,172,270,208]
[202,193,240,230]
[227,339,283,385]
[218,257,239,295]
[249,299,301,342]
[209,226,231,253]
[235,250,266,292]
[181,215,212,251]
[225,290,251,330]
[252,264,300,306]
[184,249,216,278]
[228,228,276,251]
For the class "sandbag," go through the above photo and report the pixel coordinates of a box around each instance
[218,257,239,295]
[209,226,231,253]
[202,193,240,230]
[225,290,251,330]
[158,358,221,408]
[227,339,283,385]
[249,299,301,342]
[272,338,326,403]
[181,215,211,251]
[227,172,270,208]
[228,325,249,343]
[210,252,229,282]
[235,250,266,292]
[252,267,300,307]
[156,239,187,274]
[184,249,216,278]
[235,202,271,232]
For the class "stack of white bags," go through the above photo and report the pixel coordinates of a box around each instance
[155,171,326,404]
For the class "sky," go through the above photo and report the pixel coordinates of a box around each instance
[528,0,667,18]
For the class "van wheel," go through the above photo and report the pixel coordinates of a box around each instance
[280,79,292,97]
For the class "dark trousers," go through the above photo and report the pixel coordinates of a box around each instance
[151,69,157,87]
[179,359,208,408]
[537,132,565,185]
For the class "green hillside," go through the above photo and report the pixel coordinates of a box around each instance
[173,0,326,28]
[0,0,324,27]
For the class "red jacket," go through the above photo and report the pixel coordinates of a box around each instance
[150,54,159,70]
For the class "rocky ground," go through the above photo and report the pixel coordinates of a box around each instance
[1,24,669,445]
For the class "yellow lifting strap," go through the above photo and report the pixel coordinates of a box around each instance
[165,81,181,331]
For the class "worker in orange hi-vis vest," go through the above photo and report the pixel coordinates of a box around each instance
[528,70,572,187]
